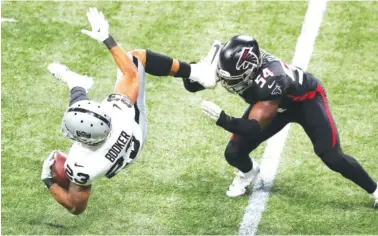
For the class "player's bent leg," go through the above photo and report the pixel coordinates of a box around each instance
[224,136,257,173]
[224,106,293,197]
[317,147,378,195]
[224,135,261,197]
[48,62,93,92]
[300,86,378,207]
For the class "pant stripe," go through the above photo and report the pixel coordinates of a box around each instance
[316,84,337,147]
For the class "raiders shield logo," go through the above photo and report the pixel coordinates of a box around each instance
[76,130,91,139]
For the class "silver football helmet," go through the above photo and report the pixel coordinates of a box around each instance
[61,100,111,146]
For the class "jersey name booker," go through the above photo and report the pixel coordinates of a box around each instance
[65,94,144,186]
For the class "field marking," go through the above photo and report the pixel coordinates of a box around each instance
[238,0,328,235]
[1,18,17,22]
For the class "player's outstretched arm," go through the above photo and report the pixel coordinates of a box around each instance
[81,7,139,104]
[128,49,186,76]
[128,49,214,92]
[201,100,280,136]
[41,152,91,215]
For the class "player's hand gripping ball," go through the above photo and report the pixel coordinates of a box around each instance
[51,151,70,189]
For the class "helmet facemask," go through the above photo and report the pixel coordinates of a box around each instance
[217,65,259,94]
[217,46,261,94]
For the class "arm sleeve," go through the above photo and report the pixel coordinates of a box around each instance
[145,50,173,76]
[145,50,191,78]
[69,87,89,106]
[215,111,261,136]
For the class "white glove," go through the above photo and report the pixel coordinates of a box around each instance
[41,151,56,180]
[81,7,109,42]
[201,101,222,122]
[189,64,218,89]
[188,40,222,89]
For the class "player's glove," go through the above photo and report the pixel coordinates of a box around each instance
[41,151,56,181]
[188,40,222,89]
[201,101,222,122]
[81,7,109,42]
[189,63,218,89]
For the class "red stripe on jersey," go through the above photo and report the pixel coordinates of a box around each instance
[316,84,337,147]
[287,90,317,101]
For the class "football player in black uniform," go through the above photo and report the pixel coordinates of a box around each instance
[183,35,378,207]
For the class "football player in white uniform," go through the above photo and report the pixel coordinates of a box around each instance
[40,7,209,215]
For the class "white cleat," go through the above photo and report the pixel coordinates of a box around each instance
[48,62,94,92]
[226,159,260,198]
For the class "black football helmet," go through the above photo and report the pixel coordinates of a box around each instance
[217,35,261,93]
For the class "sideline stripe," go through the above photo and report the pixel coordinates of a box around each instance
[238,0,328,235]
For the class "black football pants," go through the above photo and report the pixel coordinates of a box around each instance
[225,84,377,194]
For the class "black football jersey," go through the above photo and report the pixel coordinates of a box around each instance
[239,50,319,108]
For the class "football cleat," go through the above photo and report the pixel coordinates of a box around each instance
[226,159,260,197]
[189,40,223,89]
[48,62,94,92]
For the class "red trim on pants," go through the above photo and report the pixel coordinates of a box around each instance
[288,90,317,101]
[316,84,337,147]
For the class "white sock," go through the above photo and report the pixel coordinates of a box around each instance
[372,183,378,199]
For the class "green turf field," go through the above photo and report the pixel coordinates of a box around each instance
[2,1,377,235]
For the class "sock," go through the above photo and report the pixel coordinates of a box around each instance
[372,183,378,198]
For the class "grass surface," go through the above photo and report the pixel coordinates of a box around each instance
[2,1,377,235]
[258,1,378,235]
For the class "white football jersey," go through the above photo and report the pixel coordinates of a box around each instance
[65,94,144,186]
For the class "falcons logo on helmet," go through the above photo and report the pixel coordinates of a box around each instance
[236,47,259,70]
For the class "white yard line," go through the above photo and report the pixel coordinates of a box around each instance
[238,0,328,235]
[1,18,17,22]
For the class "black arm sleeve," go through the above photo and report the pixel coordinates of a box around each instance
[145,50,173,76]
[182,77,206,93]
[145,50,191,77]
[216,111,261,136]
[69,87,88,106]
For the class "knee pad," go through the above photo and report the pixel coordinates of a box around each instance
[224,143,254,172]
[224,144,242,164]
[317,147,343,164]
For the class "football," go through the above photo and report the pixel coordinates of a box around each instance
[51,151,70,189]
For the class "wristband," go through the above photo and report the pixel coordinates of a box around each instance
[174,61,191,78]
[43,178,56,189]
[103,35,117,50]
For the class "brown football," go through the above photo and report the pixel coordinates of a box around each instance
[51,151,70,189]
